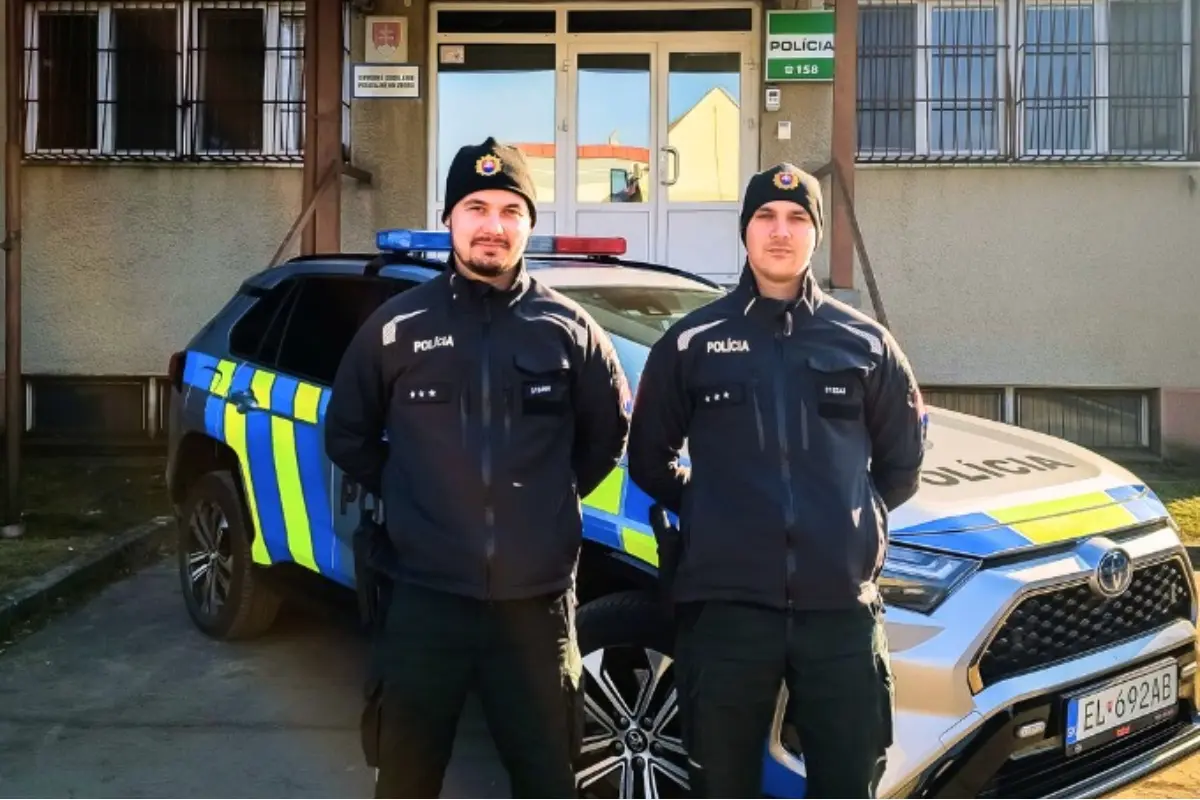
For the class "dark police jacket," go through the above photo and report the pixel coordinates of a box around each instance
[325,261,631,601]
[628,267,925,611]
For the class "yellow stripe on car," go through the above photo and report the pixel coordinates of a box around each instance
[223,397,272,566]
[989,491,1139,544]
[272,412,318,571]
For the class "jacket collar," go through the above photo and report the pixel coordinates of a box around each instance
[732,262,822,333]
[446,257,532,310]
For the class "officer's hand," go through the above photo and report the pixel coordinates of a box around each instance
[649,504,681,613]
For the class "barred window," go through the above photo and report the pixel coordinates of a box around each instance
[21,0,349,162]
[857,0,1195,162]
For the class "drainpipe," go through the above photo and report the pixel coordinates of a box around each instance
[2,0,25,539]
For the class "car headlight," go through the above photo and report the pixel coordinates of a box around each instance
[878,545,979,614]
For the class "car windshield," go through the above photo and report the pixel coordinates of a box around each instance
[555,284,721,390]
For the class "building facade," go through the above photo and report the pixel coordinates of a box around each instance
[1,0,1198,458]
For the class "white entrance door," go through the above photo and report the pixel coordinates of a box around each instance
[564,43,660,263]
[565,40,754,283]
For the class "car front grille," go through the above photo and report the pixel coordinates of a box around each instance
[973,555,1194,690]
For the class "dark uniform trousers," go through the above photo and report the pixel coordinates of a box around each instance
[366,582,584,799]
[673,599,895,799]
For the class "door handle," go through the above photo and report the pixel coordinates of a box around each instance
[228,389,258,414]
[661,146,680,186]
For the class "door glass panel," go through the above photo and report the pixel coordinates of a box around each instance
[576,53,652,204]
[666,52,741,202]
[437,44,556,203]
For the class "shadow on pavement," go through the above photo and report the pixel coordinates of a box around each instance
[0,561,509,798]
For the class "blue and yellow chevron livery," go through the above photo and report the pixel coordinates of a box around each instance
[889,484,1172,557]
[181,350,348,586]
[184,347,1176,579]
[582,469,1174,566]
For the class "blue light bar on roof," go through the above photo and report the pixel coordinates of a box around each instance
[376,229,451,252]
[376,229,627,257]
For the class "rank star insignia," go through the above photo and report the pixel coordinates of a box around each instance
[773,170,799,190]
[475,154,502,176]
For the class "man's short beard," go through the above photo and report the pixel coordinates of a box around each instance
[452,244,520,279]
[462,257,511,278]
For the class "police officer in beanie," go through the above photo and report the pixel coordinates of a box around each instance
[325,136,631,798]
[627,163,925,798]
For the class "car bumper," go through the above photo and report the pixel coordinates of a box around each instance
[761,526,1200,798]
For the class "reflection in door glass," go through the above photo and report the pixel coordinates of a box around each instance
[437,44,556,203]
[576,54,651,204]
[667,53,741,202]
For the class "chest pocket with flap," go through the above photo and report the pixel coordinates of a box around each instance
[806,350,871,421]
[514,350,572,415]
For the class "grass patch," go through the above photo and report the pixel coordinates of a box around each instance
[1116,459,1200,543]
[0,454,172,596]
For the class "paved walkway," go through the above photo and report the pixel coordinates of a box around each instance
[0,562,507,798]
[0,559,1197,798]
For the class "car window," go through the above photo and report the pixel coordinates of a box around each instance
[274,275,417,386]
[556,285,719,348]
[229,279,298,364]
[556,285,720,389]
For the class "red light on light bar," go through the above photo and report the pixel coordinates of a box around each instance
[549,236,627,256]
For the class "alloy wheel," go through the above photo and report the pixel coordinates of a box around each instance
[577,645,691,798]
[186,499,234,618]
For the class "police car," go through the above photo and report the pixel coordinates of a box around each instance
[166,230,1200,799]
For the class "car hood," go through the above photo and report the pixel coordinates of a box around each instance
[886,408,1172,558]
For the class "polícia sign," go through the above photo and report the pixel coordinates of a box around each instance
[765,10,835,82]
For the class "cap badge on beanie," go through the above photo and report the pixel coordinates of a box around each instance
[441,136,539,226]
[475,154,502,177]
[773,170,799,190]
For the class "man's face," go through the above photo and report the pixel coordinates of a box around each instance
[744,200,817,285]
[447,189,533,278]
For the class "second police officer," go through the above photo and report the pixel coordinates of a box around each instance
[325,137,631,799]
[628,163,927,799]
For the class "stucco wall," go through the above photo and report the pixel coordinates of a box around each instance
[852,164,1200,389]
[340,0,430,252]
[6,166,305,375]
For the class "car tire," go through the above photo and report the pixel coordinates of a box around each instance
[178,470,282,640]
[575,590,692,799]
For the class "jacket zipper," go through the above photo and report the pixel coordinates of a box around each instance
[801,398,809,451]
[751,375,766,452]
[460,386,469,448]
[503,381,512,445]
[773,321,798,612]
[481,301,495,599]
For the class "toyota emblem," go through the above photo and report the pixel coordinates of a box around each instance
[1092,547,1133,598]
[1078,537,1135,599]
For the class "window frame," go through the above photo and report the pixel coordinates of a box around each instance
[21,0,329,162]
[855,0,1194,162]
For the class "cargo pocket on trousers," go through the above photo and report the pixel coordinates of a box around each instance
[565,674,585,763]
[361,679,384,768]
[559,589,585,763]
[875,650,896,750]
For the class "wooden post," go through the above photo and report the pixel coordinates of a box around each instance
[829,0,858,290]
[300,0,342,254]
[313,0,342,253]
[3,0,25,536]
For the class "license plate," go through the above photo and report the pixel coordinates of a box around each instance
[1064,659,1179,756]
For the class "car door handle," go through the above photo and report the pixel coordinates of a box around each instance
[228,389,258,414]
